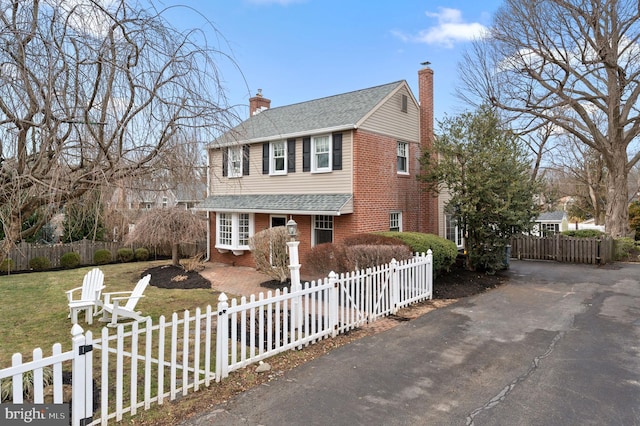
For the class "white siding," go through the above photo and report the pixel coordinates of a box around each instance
[209,132,353,195]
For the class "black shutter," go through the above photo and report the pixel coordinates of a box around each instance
[222,147,228,177]
[262,143,269,174]
[332,133,342,171]
[287,139,296,173]
[303,137,311,172]
[243,145,250,176]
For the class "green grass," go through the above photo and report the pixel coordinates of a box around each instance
[0,261,226,367]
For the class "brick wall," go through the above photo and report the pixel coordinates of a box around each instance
[418,66,439,234]
[352,130,424,234]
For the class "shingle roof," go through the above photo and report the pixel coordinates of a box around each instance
[211,81,405,146]
[196,194,353,215]
[536,211,566,222]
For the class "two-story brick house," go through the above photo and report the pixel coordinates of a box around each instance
[198,66,439,267]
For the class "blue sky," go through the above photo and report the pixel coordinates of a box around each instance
[157,0,503,123]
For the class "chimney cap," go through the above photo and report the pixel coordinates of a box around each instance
[256,88,263,97]
[421,61,431,67]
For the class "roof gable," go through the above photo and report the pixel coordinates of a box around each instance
[211,81,407,147]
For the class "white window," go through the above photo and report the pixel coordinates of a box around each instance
[228,146,243,178]
[445,213,464,249]
[313,215,333,246]
[162,197,168,208]
[397,142,408,174]
[539,223,559,236]
[390,212,402,232]
[312,135,331,172]
[270,141,287,175]
[216,212,254,253]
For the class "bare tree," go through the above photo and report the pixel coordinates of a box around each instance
[553,137,607,224]
[0,0,239,261]
[458,0,640,237]
[126,208,206,267]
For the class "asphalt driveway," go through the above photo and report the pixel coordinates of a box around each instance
[181,260,640,425]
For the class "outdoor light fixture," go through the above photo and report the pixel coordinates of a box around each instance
[286,218,298,240]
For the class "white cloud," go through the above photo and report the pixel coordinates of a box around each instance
[394,7,488,48]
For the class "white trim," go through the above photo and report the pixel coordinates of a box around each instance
[210,125,357,148]
[215,212,254,252]
[311,134,332,173]
[269,140,287,175]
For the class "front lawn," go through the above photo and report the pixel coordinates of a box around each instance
[0,261,224,366]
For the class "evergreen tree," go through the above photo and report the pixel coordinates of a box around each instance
[420,106,539,273]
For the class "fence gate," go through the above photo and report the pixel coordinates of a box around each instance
[71,325,94,426]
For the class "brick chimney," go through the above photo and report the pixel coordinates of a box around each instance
[417,65,439,235]
[249,89,271,116]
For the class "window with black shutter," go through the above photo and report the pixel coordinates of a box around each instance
[332,133,342,171]
[287,139,296,173]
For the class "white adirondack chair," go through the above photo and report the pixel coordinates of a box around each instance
[66,268,105,325]
[100,274,151,327]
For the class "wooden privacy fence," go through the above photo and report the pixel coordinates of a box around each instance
[5,239,207,272]
[0,252,432,425]
[510,235,614,264]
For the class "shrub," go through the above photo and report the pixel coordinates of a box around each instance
[60,252,81,269]
[29,256,51,271]
[116,248,135,263]
[343,233,410,247]
[93,249,112,265]
[304,243,347,276]
[562,229,605,238]
[135,247,150,261]
[343,244,413,271]
[250,227,290,283]
[614,237,636,261]
[376,232,457,276]
[181,252,205,272]
[0,259,14,273]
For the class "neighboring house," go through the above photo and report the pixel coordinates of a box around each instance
[110,182,206,211]
[533,211,568,236]
[198,66,440,267]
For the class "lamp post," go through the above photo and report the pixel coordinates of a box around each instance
[286,219,301,290]
[286,219,302,344]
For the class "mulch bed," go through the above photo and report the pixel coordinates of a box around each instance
[142,264,211,289]
[258,261,509,300]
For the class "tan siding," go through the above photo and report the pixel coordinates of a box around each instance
[359,86,419,143]
[209,132,353,195]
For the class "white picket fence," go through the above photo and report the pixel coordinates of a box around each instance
[0,251,432,425]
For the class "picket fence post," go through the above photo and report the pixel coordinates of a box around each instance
[216,293,229,382]
[390,258,399,315]
[328,271,339,338]
[70,324,93,426]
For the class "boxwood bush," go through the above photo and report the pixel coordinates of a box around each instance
[614,237,636,261]
[60,252,81,269]
[0,258,14,273]
[376,232,458,276]
[93,249,112,265]
[562,229,605,238]
[29,256,51,271]
[135,247,150,261]
[117,248,135,263]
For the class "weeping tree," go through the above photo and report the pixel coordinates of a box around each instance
[459,0,640,237]
[0,0,239,262]
[126,208,206,267]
